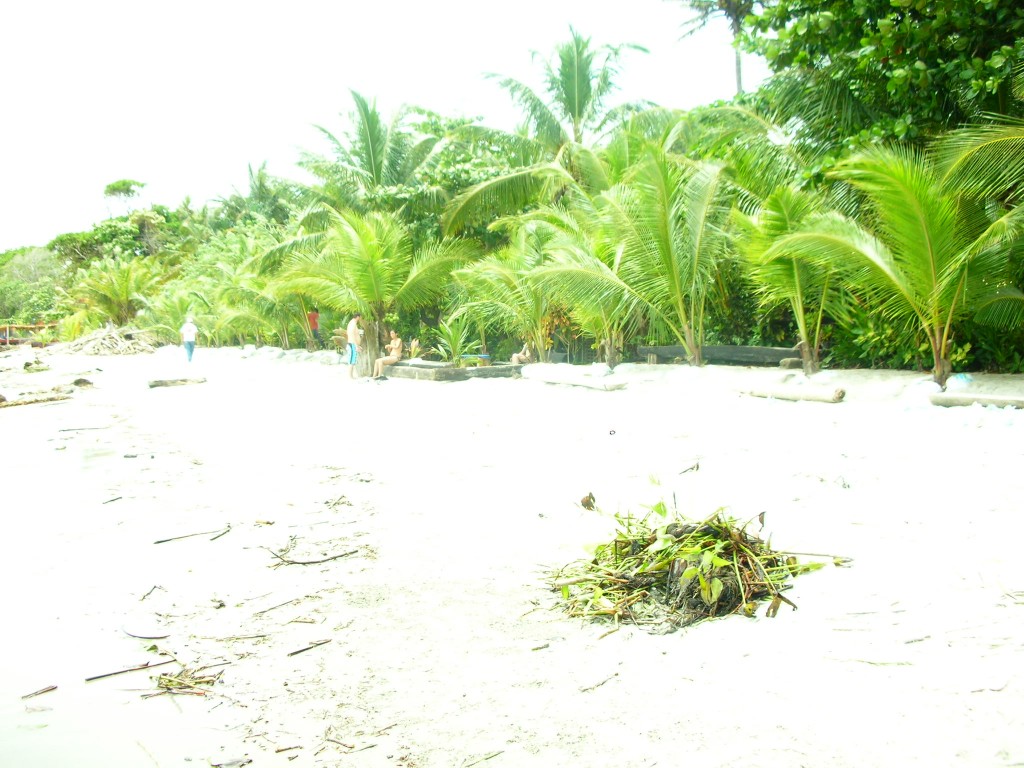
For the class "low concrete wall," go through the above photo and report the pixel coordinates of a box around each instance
[385,361,522,381]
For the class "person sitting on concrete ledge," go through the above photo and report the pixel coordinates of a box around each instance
[511,342,531,365]
[372,330,403,379]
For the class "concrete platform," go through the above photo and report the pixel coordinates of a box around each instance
[383,360,522,381]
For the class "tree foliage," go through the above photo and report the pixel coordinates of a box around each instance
[745,0,1024,144]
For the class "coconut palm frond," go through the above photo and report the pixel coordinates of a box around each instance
[935,119,1024,202]
[451,125,549,166]
[489,74,568,151]
[348,90,391,188]
[564,143,612,193]
[442,163,576,235]
[832,147,962,299]
[974,285,1024,328]
[398,238,481,308]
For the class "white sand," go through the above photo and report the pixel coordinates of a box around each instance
[2,345,1022,768]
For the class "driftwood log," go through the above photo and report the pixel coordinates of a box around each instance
[638,345,799,366]
[743,386,846,403]
[0,394,72,408]
[148,378,207,389]
[930,392,1024,409]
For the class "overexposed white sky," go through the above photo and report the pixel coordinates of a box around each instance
[0,0,768,251]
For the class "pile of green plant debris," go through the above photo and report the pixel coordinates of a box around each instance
[553,503,846,632]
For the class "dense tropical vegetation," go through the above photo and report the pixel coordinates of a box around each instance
[3,3,1024,381]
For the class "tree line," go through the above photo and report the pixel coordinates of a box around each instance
[2,5,1024,384]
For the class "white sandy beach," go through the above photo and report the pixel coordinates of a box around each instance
[1,344,1023,768]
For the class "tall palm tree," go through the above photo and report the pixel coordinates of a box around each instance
[277,206,477,373]
[442,29,647,235]
[666,0,757,95]
[299,91,447,222]
[762,145,1024,385]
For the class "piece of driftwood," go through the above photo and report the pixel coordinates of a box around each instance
[930,392,1024,409]
[743,386,846,403]
[638,345,799,366]
[0,394,72,408]
[148,378,207,388]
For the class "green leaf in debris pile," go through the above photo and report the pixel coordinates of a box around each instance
[550,506,840,633]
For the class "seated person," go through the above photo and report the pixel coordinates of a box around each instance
[511,342,531,365]
[372,330,403,378]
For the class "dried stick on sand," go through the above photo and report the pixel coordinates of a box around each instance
[85,659,175,682]
[263,547,359,566]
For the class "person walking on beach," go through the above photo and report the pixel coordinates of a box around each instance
[346,312,363,379]
[307,307,323,349]
[180,316,198,362]
[372,330,403,379]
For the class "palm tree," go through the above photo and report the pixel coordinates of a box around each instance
[732,186,838,373]
[762,144,1024,385]
[299,91,447,223]
[665,0,758,95]
[510,146,736,366]
[934,119,1024,329]
[63,255,165,330]
[515,191,641,368]
[442,29,647,235]
[277,206,478,374]
[452,224,559,362]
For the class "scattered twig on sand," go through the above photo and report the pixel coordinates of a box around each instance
[971,681,1009,693]
[21,685,57,699]
[58,426,108,432]
[375,723,398,735]
[286,639,331,657]
[102,496,122,504]
[462,750,504,767]
[207,634,269,642]
[253,599,301,617]
[85,659,175,682]
[139,585,164,601]
[579,672,618,693]
[263,546,359,566]
[210,525,232,541]
[275,746,301,754]
[153,527,226,544]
